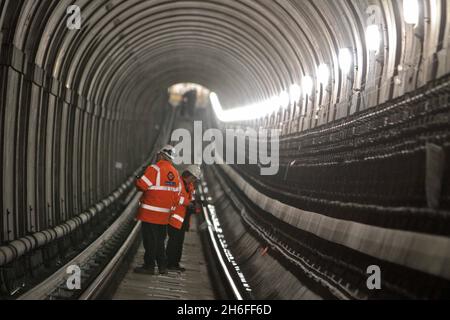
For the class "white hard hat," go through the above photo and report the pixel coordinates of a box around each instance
[185,165,202,180]
[158,145,176,160]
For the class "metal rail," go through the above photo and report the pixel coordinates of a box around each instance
[197,181,253,300]
[18,193,141,300]
[79,221,142,300]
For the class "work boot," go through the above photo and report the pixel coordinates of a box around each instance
[159,267,168,275]
[134,265,155,275]
[175,266,186,272]
[168,265,186,272]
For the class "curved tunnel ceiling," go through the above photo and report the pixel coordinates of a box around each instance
[5,0,434,113]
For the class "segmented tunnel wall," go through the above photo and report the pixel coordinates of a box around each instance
[0,0,169,243]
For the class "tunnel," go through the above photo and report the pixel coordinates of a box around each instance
[0,0,450,301]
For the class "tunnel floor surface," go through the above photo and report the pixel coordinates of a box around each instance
[113,112,216,300]
[112,215,216,300]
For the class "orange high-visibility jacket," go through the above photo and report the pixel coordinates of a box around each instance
[135,159,181,225]
[169,180,195,230]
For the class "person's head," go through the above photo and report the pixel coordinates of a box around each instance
[182,165,202,184]
[157,145,176,163]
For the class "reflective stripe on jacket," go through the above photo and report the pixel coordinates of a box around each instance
[169,180,195,230]
[135,160,181,225]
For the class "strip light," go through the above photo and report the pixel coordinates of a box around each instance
[210,90,293,123]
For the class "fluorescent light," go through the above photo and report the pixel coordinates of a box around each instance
[338,48,353,74]
[366,25,381,52]
[289,84,301,104]
[210,88,303,122]
[302,76,313,96]
[210,92,226,121]
[210,92,278,122]
[317,64,330,85]
[270,95,281,110]
[260,100,273,117]
[279,91,290,109]
[403,0,419,25]
[251,101,266,119]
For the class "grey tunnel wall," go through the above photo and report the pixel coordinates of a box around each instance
[0,1,172,242]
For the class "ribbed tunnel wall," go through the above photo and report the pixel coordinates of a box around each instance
[1,0,450,299]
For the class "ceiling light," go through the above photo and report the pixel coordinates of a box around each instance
[403,0,419,25]
[302,76,313,96]
[338,48,353,74]
[366,24,381,52]
[289,84,301,104]
[279,91,290,109]
[317,64,330,85]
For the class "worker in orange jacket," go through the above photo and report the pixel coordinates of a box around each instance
[166,165,202,272]
[134,145,181,275]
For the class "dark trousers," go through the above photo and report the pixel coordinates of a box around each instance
[141,222,167,269]
[166,225,186,267]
